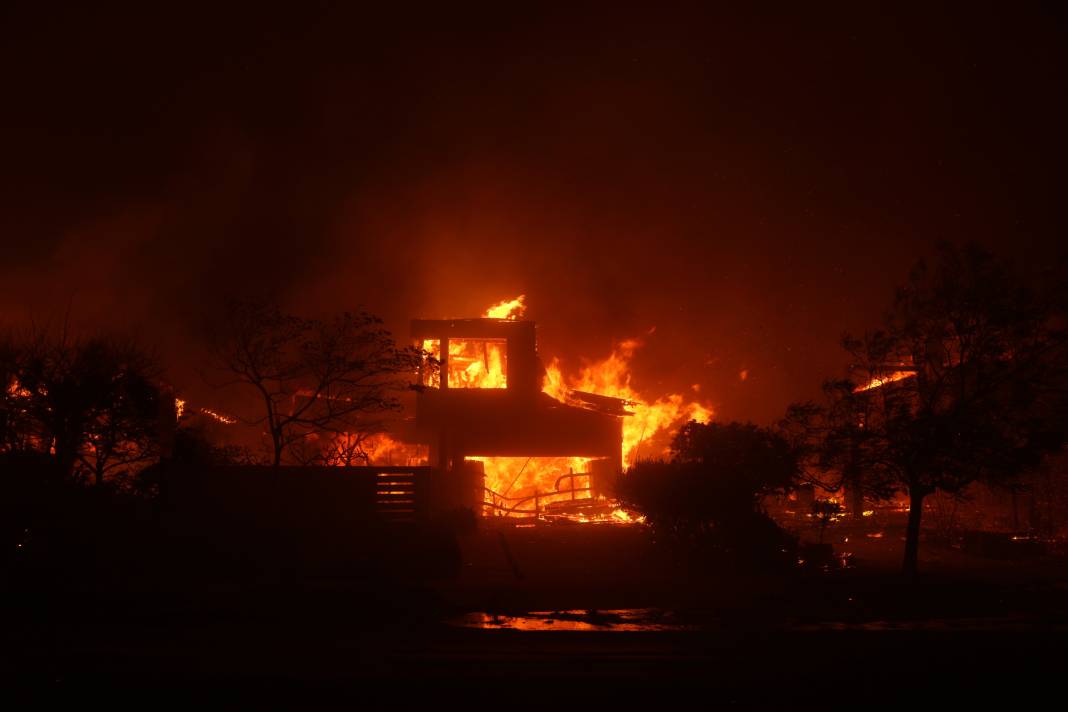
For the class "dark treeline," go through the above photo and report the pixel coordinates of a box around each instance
[0,328,163,489]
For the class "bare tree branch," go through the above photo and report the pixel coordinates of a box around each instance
[207,299,429,466]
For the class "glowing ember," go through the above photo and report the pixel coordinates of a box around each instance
[854,370,914,392]
[199,407,237,425]
[170,397,236,425]
[6,377,33,398]
[610,508,646,524]
[451,608,692,632]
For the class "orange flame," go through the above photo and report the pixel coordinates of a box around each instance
[854,370,914,392]
[473,299,714,517]
[353,433,428,466]
[473,455,593,517]
[422,338,508,389]
[543,338,713,466]
[483,295,527,320]
[199,407,237,425]
[412,296,715,519]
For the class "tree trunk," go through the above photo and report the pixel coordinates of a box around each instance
[851,485,865,520]
[271,427,283,467]
[903,486,927,579]
[1010,485,1020,531]
[52,433,80,480]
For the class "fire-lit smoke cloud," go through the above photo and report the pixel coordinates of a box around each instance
[0,4,1063,429]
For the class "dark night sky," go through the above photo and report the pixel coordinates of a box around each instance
[1,3,1065,423]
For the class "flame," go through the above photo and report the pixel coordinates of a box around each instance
[611,508,646,524]
[475,301,714,517]
[170,397,235,425]
[543,338,713,466]
[6,377,32,398]
[415,295,715,520]
[854,370,914,392]
[422,338,508,388]
[473,455,593,516]
[476,374,714,511]
[348,433,428,466]
[483,295,527,320]
[199,407,237,425]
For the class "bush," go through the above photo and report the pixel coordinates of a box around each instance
[616,421,801,570]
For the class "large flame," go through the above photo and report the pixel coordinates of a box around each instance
[422,338,508,389]
[469,297,714,517]
[542,338,713,467]
[483,294,526,320]
[472,455,593,517]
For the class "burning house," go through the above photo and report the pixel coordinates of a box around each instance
[410,312,629,518]
[371,294,716,520]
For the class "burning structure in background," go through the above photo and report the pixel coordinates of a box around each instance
[410,296,713,517]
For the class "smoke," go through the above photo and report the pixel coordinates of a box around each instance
[1,3,1064,423]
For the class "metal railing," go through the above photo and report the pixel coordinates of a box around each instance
[483,471,591,517]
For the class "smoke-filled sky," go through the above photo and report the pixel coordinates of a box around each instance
[1,3,1065,423]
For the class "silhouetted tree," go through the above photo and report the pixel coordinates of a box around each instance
[670,420,799,505]
[208,298,426,466]
[781,376,900,516]
[792,243,1067,577]
[0,331,35,453]
[1,328,163,486]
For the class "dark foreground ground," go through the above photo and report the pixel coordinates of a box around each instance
[6,517,1068,705]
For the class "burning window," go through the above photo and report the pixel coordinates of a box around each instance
[422,338,508,389]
